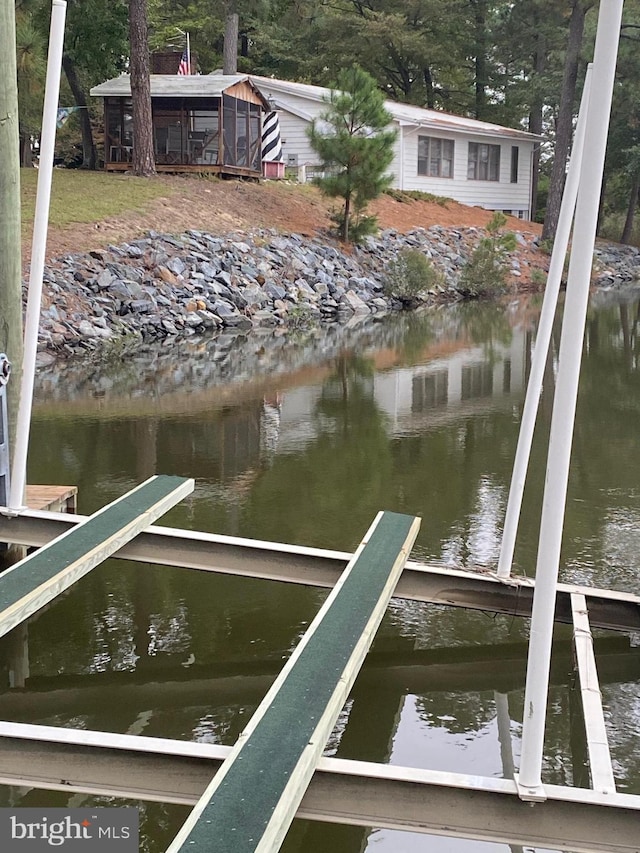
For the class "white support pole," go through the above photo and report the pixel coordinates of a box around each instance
[8,0,67,512]
[496,66,592,580]
[186,31,191,75]
[517,1,623,798]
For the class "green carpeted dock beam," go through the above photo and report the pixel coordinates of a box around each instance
[167,509,421,853]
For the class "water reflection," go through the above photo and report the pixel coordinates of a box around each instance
[2,292,640,852]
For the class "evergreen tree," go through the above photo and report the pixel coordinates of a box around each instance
[542,0,595,242]
[307,66,396,243]
[15,0,46,166]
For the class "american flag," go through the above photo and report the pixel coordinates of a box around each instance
[177,49,190,75]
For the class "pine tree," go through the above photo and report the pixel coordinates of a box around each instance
[129,0,156,176]
[307,65,397,243]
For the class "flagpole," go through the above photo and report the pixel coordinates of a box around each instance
[186,31,191,75]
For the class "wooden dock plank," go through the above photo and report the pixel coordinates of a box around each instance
[26,485,77,513]
[0,475,193,640]
[571,593,616,794]
[166,510,421,853]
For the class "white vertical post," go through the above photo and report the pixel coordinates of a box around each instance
[496,66,592,580]
[8,0,67,512]
[517,1,623,798]
[186,31,191,75]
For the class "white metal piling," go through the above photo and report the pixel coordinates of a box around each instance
[496,66,592,580]
[9,0,67,511]
[517,0,624,797]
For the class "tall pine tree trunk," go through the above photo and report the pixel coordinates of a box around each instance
[343,192,351,243]
[423,66,435,108]
[621,171,640,244]
[62,54,96,170]
[129,0,155,176]
[223,13,239,74]
[528,17,546,221]
[542,0,591,242]
[472,0,489,120]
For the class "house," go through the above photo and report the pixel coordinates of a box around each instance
[90,71,538,218]
[251,76,539,220]
[89,74,271,177]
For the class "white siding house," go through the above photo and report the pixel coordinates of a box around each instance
[251,76,539,220]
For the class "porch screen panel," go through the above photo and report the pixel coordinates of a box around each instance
[250,104,261,170]
[236,100,249,167]
[152,98,188,164]
[105,98,133,163]
[223,94,237,165]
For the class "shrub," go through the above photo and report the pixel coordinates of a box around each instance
[530,268,547,288]
[458,212,517,298]
[287,302,315,329]
[383,249,444,307]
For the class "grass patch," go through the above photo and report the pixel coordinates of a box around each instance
[20,169,172,232]
[386,188,453,206]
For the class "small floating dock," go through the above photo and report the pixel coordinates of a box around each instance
[26,484,77,514]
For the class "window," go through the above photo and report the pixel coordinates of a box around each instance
[418,136,454,178]
[467,142,500,181]
[511,146,519,183]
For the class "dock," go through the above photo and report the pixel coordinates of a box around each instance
[26,484,77,514]
[0,498,639,852]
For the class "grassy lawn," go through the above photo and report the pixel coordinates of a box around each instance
[20,169,173,231]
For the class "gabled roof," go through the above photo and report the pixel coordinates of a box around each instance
[90,74,271,109]
[249,75,539,142]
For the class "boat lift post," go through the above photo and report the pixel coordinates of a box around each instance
[496,65,592,580]
[517,0,624,799]
[0,355,11,509]
[8,0,66,512]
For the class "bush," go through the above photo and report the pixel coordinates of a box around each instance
[383,249,444,307]
[458,212,517,299]
[530,268,547,288]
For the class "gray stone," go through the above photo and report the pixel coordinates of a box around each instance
[341,290,371,314]
[215,270,233,288]
[167,257,186,275]
[265,281,286,300]
[96,269,114,289]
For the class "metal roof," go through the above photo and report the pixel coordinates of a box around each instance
[90,72,538,141]
[249,75,540,142]
[90,73,267,104]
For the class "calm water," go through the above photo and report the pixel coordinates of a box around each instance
[2,289,640,852]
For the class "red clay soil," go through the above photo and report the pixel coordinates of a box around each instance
[35,174,544,275]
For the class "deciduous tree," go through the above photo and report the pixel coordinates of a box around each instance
[62,0,128,169]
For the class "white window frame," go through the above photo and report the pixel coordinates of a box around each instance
[468,142,500,181]
[418,136,454,178]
